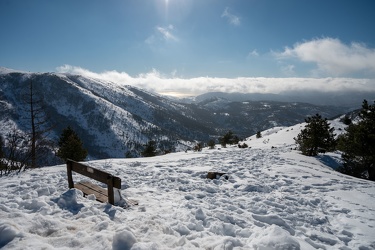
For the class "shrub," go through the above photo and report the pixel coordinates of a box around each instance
[193,142,203,152]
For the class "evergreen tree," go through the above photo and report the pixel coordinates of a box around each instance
[141,140,157,157]
[57,126,87,162]
[294,114,336,156]
[341,115,352,125]
[337,100,375,181]
[208,139,216,149]
[219,131,239,148]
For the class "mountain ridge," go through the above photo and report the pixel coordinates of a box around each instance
[0,70,351,162]
[191,91,374,108]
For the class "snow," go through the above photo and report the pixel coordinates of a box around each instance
[1,123,375,249]
[0,67,23,74]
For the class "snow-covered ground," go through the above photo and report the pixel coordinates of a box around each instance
[1,123,375,249]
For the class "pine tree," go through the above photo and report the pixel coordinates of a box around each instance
[337,100,375,181]
[256,131,262,138]
[294,114,336,156]
[208,139,216,149]
[141,140,157,157]
[219,131,239,148]
[57,126,87,162]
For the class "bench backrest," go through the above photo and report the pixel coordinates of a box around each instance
[66,159,121,204]
[67,159,121,188]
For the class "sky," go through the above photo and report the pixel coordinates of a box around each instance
[1,0,375,97]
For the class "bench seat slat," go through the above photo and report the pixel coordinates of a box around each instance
[75,181,108,203]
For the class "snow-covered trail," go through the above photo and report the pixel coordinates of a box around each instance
[1,140,375,249]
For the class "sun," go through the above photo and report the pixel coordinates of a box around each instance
[162,0,171,20]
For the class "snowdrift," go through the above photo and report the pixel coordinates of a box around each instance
[1,123,374,249]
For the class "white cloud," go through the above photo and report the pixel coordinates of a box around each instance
[56,65,133,83]
[157,25,178,41]
[146,25,178,44]
[56,65,375,97]
[280,64,296,76]
[221,7,241,26]
[249,50,259,57]
[275,38,375,76]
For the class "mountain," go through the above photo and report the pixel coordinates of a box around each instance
[0,70,350,162]
[1,120,374,249]
[190,97,347,137]
[0,71,209,160]
[193,91,375,108]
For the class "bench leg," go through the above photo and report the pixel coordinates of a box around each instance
[107,176,115,205]
[67,161,74,189]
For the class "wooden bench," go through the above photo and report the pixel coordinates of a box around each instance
[66,159,121,205]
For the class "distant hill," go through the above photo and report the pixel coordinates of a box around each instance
[192,91,374,108]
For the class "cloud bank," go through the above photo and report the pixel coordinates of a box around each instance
[57,65,375,98]
[275,38,375,76]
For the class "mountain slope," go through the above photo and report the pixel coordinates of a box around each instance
[1,121,374,249]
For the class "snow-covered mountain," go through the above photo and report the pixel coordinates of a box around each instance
[0,70,350,161]
[0,71,209,160]
[1,120,374,249]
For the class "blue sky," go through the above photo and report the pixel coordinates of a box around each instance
[1,0,375,96]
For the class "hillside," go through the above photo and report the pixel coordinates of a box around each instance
[1,121,374,249]
[0,70,350,162]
